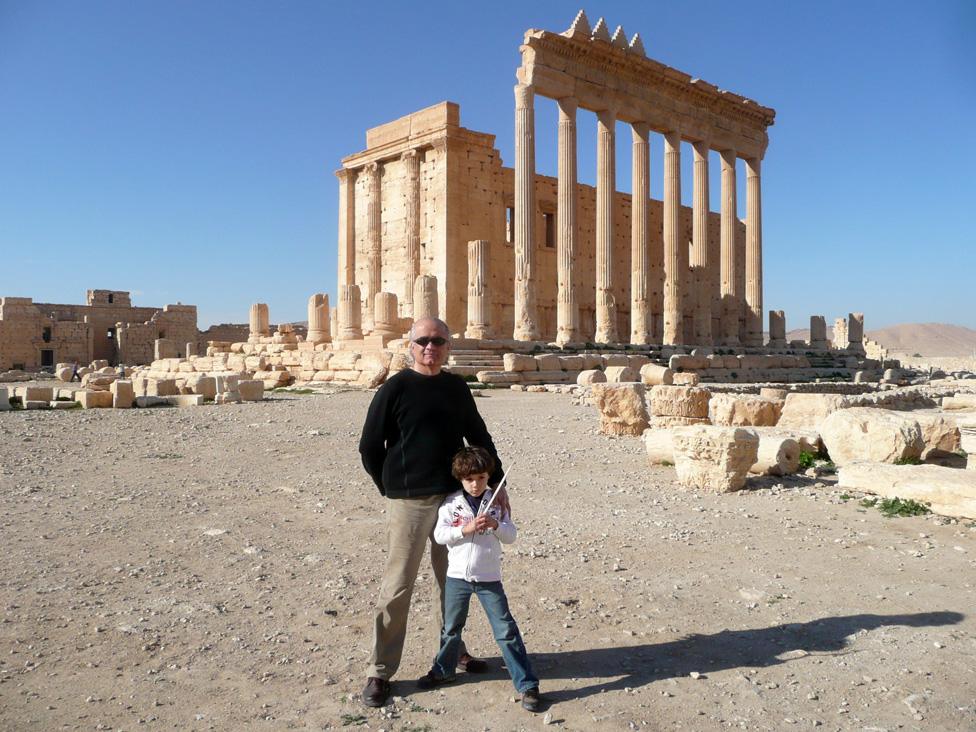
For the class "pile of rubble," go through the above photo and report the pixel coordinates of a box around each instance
[588,381,976,519]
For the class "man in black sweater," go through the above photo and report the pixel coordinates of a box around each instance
[359,317,505,708]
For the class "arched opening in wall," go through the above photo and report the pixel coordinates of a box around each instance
[42,326,52,343]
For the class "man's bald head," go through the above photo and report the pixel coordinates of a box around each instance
[409,317,450,342]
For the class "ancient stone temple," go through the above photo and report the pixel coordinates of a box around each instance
[334,11,775,347]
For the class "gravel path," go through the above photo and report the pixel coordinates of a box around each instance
[1,389,974,731]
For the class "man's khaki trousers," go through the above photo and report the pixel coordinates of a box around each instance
[367,494,466,680]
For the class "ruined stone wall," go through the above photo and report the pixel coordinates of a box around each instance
[201,324,251,344]
[1,292,200,369]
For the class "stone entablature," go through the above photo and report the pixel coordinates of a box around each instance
[521,13,775,158]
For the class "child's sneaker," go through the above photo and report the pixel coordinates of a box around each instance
[416,670,456,690]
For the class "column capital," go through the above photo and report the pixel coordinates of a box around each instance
[556,96,578,114]
[514,83,534,108]
[335,167,357,182]
[400,148,419,162]
[720,147,738,161]
[363,160,380,176]
[745,156,761,176]
[596,107,617,125]
[630,120,650,138]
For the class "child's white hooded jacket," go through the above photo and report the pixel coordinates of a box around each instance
[433,489,517,582]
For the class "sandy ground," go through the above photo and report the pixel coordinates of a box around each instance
[1,388,974,731]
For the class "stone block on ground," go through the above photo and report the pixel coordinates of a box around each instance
[0,387,10,411]
[24,400,50,410]
[709,393,783,427]
[238,380,264,401]
[503,353,538,372]
[359,366,388,388]
[604,354,630,367]
[534,353,562,371]
[749,435,801,476]
[559,355,585,371]
[642,428,674,465]
[164,394,205,407]
[477,371,523,385]
[672,372,700,386]
[672,426,760,492]
[110,379,134,409]
[838,461,976,520]
[650,385,711,419]
[760,387,789,400]
[135,396,169,408]
[639,363,674,386]
[49,400,77,410]
[56,366,74,381]
[148,378,179,397]
[942,394,976,410]
[75,390,113,409]
[751,427,822,456]
[581,354,604,370]
[604,365,638,383]
[577,369,606,386]
[777,393,851,429]
[591,383,649,436]
[23,386,54,403]
[914,413,962,460]
[820,407,924,466]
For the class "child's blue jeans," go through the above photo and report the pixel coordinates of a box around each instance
[432,577,538,693]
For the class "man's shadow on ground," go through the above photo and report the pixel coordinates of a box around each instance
[473,611,964,704]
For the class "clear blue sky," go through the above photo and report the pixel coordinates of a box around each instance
[1,0,974,330]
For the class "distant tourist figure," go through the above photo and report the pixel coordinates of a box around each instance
[70,360,81,382]
[117,363,125,379]
[358,317,508,708]
[416,446,541,712]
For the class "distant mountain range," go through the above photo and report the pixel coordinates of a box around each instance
[785,323,976,357]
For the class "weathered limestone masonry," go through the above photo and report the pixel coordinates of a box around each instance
[333,10,779,347]
[0,290,199,371]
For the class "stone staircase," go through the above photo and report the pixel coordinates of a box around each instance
[445,349,506,379]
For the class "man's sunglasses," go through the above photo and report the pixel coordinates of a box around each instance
[413,336,448,347]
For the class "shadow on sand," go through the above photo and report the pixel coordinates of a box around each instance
[472,611,964,704]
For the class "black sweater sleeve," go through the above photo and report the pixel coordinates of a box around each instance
[459,383,505,486]
[359,380,397,496]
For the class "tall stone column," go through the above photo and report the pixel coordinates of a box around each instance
[513,84,540,340]
[745,157,763,346]
[719,149,740,345]
[555,97,580,345]
[833,317,848,350]
[768,310,786,348]
[662,130,684,345]
[595,107,617,344]
[337,285,363,341]
[809,315,828,350]
[465,240,491,339]
[413,274,439,321]
[847,312,865,353]
[373,292,399,339]
[248,303,269,341]
[363,161,382,331]
[336,168,357,288]
[630,122,651,345]
[401,149,421,317]
[691,140,711,345]
[306,294,331,344]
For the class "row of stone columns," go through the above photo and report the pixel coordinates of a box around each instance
[335,148,423,327]
[515,82,765,347]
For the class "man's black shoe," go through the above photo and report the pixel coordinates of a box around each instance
[457,652,488,673]
[521,687,541,712]
[362,677,390,708]
[416,670,457,690]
